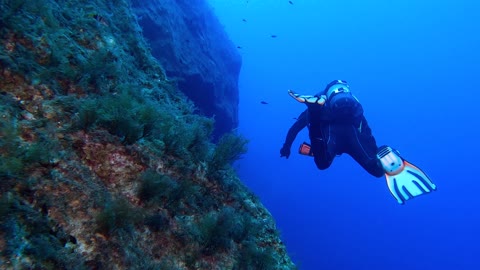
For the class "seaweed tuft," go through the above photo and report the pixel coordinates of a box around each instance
[207,132,248,180]
[95,198,142,235]
[137,170,178,204]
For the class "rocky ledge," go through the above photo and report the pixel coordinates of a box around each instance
[0,0,295,269]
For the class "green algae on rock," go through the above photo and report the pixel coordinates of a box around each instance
[0,0,296,269]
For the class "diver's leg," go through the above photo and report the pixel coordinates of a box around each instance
[347,120,384,178]
[310,125,335,170]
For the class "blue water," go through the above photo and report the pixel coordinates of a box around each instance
[208,0,480,269]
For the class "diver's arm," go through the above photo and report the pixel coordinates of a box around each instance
[280,111,307,158]
[282,110,308,153]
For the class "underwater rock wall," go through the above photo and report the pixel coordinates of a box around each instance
[131,0,241,139]
[0,0,295,269]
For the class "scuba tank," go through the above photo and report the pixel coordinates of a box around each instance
[325,80,363,122]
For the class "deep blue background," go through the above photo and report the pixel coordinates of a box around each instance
[208,0,480,269]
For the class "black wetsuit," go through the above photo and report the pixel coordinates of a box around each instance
[282,94,384,178]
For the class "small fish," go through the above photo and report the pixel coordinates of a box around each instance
[237,46,242,49]
[260,101,268,105]
[293,117,298,120]
[289,1,294,4]
[271,35,277,38]
[242,18,247,22]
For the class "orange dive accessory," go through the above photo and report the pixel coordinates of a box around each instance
[298,142,314,156]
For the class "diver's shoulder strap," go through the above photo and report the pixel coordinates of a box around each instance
[288,89,326,105]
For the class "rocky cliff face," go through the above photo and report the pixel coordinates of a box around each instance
[0,0,294,269]
[131,0,241,140]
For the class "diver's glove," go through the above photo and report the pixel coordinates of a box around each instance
[280,144,291,159]
[377,146,437,204]
[288,89,326,105]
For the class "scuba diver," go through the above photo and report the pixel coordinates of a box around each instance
[280,80,436,204]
